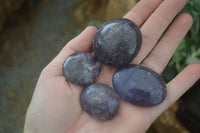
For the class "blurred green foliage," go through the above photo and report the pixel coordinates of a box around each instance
[146,130,153,133]
[75,20,102,35]
[163,0,200,81]
[87,20,102,27]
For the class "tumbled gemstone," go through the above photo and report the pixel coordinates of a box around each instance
[62,52,101,86]
[113,64,166,106]
[80,83,119,120]
[93,18,142,67]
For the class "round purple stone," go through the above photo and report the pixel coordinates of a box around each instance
[113,64,167,107]
[81,83,119,120]
[93,18,142,67]
[62,52,101,86]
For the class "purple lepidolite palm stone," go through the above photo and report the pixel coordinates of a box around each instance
[113,64,166,106]
[81,83,119,120]
[93,18,142,67]
[62,52,101,86]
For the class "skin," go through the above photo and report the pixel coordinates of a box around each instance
[24,0,200,133]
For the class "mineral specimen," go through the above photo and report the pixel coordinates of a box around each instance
[93,18,142,67]
[81,83,119,120]
[113,64,166,106]
[62,52,101,86]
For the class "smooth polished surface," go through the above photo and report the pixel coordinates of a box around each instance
[93,18,142,67]
[81,83,119,120]
[113,64,166,106]
[62,52,101,86]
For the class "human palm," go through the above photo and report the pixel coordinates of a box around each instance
[24,0,200,133]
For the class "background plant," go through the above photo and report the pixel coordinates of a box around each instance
[163,0,200,81]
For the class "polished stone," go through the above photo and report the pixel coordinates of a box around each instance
[113,64,166,106]
[81,83,119,120]
[62,52,101,86]
[93,18,142,67]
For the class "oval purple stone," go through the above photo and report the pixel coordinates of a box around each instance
[62,52,101,86]
[113,64,166,107]
[81,83,119,120]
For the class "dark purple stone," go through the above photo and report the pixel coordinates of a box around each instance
[93,18,142,67]
[80,83,119,120]
[62,52,101,86]
[113,64,166,106]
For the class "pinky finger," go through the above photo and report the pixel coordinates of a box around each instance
[148,63,200,123]
[165,63,200,106]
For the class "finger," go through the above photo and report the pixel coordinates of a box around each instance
[123,0,162,26]
[142,13,193,73]
[148,63,200,123]
[132,0,187,64]
[42,26,97,77]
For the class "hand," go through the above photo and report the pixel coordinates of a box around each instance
[24,0,200,133]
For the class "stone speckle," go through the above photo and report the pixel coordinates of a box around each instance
[81,83,119,120]
[62,52,101,86]
[113,64,166,106]
[93,18,142,67]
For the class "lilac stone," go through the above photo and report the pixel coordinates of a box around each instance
[93,18,142,67]
[62,52,101,86]
[80,83,119,120]
[113,64,167,107]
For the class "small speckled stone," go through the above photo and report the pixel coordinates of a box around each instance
[81,83,119,120]
[93,18,142,67]
[113,64,167,106]
[62,52,101,86]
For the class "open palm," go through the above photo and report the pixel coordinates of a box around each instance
[24,0,200,133]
